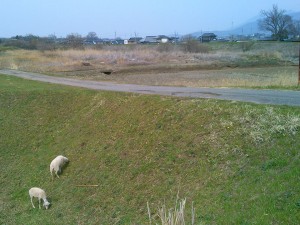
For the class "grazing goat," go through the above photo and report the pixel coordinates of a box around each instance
[29,187,50,209]
[50,155,69,179]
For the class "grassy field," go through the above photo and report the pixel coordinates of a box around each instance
[0,41,299,88]
[0,74,300,224]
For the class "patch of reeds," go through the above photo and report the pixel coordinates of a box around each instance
[147,196,196,225]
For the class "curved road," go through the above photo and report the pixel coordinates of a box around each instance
[1,69,300,106]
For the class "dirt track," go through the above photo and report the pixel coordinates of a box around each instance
[1,69,300,106]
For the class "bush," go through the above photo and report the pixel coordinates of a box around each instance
[241,41,255,52]
[3,39,35,50]
[156,43,176,52]
[65,33,84,49]
[181,39,210,53]
[2,35,57,51]
[36,42,57,51]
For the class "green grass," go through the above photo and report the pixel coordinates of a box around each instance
[0,46,17,52]
[0,74,300,224]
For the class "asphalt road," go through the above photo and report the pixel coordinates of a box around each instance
[1,69,300,106]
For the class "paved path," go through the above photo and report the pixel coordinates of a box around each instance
[1,69,300,106]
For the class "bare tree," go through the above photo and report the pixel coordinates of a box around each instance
[291,20,300,39]
[259,4,294,40]
[66,33,83,48]
[86,32,99,42]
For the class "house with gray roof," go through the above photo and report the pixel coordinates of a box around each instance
[199,33,217,42]
[142,36,158,44]
[128,37,143,44]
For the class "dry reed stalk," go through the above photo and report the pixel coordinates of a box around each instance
[147,201,152,225]
[157,198,186,225]
[147,193,196,225]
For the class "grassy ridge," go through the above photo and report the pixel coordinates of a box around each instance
[0,74,300,224]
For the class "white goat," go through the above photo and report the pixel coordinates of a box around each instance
[29,187,50,209]
[50,155,69,179]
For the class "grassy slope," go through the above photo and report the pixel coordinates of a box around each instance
[0,74,299,224]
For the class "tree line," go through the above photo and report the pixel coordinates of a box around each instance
[0,32,99,50]
[0,4,299,50]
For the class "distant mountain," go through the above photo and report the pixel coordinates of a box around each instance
[190,11,300,38]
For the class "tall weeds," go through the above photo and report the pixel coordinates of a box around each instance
[147,195,196,225]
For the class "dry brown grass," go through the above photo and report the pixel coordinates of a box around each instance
[0,42,298,88]
[59,66,296,88]
[0,47,187,73]
[0,46,243,74]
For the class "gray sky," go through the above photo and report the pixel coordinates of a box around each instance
[1,0,299,38]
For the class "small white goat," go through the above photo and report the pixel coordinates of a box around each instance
[29,187,50,209]
[50,155,69,179]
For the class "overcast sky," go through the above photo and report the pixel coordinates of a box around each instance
[1,0,299,38]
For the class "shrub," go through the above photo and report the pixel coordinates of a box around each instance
[65,33,84,49]
[156,43,176,52]
[241,41,255,52]
[181,39,210,53]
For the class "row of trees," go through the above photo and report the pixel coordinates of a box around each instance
[1,33,209,53]
[1,5,299,50]
[259,4,300,40]
[1,32,101,50]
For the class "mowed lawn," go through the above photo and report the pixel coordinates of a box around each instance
[0,74,300,224]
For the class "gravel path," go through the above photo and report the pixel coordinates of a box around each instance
[1,69,300,106]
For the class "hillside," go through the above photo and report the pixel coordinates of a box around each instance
[191,11,300,38]
[0,74,300,224]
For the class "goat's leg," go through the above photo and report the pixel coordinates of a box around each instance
[51,169,54,180]
[30,197,35,208]
[39,198,41,209]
